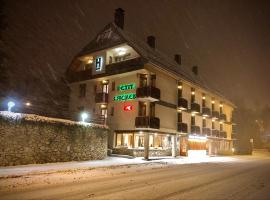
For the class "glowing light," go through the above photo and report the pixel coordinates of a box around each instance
[232,148,235,152]
[139,131,143,135]
[188,135,207,141]
[212,100,215,104]
[191,113,195,116]
[154,133,158,136]
[191,91,195,95]
[25,102,31,106]
[203,96,206,100]
[7,101,15,112]
[203,116,206,119]
[87,57,93,64]
[220,104,223,107]
[100,104,107,109]
[81,112,88,122]
[102,80,108,84]
[212,119,215,122]
[177,85,182,89]
[115,47,126,56]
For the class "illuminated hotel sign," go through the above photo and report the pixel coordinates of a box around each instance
[117,83,136,91]
[114,93,136,101]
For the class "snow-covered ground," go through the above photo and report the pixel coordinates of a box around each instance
[0,151,269,200]
[0,155,237,177]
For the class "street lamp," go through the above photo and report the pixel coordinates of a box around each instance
[81,112,88,123]
[7,101,15,112]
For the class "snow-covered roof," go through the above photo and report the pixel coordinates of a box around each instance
[0,111,108,129]
[75,22,235,107]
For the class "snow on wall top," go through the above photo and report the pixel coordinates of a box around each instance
[0,111,108,129]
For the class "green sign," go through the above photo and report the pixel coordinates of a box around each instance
[117,83,136,91]
[114,93,136,101]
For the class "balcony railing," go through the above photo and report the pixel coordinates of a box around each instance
[220,131,227,138]
[191,125,201,134]
[202,107,211,117]
[211,129,220,137]
[136,86,160,101]
[177,122,188,133]
[190,103,200,113]
[202,127,211,136]
[95,92,109,103]
[178,98,188,110]
[135,116,160,129]
[212,111,220,119]
[219,113,227,122]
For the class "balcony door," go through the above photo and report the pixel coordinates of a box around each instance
[139,74,147,87]
[138,102,146,116]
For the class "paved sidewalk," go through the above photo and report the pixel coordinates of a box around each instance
[0,155,237,177]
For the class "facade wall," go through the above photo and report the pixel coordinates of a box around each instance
[0,113,108,166]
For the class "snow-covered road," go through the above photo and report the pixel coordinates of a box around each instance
[0,152,270,200]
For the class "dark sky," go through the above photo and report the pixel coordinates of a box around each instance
[2,0,270,111]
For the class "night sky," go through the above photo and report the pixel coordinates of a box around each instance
[2,0,270,114]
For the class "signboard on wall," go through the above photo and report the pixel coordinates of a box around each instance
[117,83,136,91]
[124,105,133,111]
[113,93,136,101]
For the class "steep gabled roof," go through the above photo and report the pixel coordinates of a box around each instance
[77,22,234,106]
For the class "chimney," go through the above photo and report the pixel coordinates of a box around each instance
[147,36,156,49]
[174,54,181,65]
[192,66,198,75]
[114,8,125,29]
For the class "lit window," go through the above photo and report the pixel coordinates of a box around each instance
[95,56,103,71]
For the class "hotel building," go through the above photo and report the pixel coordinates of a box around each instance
[66,8,236,159]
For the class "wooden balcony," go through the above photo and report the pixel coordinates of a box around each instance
[219,113,227,122]
[212,111,220,119]
[191,125,201,134]
[202,107,211,117]
[178,98,188,110]
[136,86,160,101]
[190,103,200,114]
[220,131,227,138]
[95,92,109,104]
[177,122,188,133]
[135,116,160,129]
[202,127,211,136]
[211,129,220,137]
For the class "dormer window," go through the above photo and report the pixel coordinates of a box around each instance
[95,56,103,71]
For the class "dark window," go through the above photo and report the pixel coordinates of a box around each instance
[212,121,215,129]
[150,102,155,117]
[220,123,223,131]
[191,115,195,126]
[139,74,147,87]
[138,102,146,116]
[79,84,86,97]
[110,106,114,116]
[212,102,215,111]
[203,118,206,127]
[151,74,156,87]
[177,112,182,123]
[112,81,115,91]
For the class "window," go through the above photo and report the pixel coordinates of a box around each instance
[220,123,223,131]
[102,83,109,93]
[220,104,223,114]
[203,118,206,128]
[110,106,114,116]
[177,112,182,123]
[212,121,215,129]
[191,115,195,126]
[79,84,86,97]
[101,108,107,118]
[95,56,103,71]
[212,101,215,111]
[139,74,147,87]
[109,56,113,64]
[138,102,147,116]
[112,81,115,91]
[151,74,156,87]
[150,102,155,117]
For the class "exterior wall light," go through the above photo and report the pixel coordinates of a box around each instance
[203,96,206,100]
[25,102,31,106]
[191,91,195,95]
[212,100,215,104]
[7,101,15,112]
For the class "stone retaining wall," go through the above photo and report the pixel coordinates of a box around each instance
[0,112,108,166]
